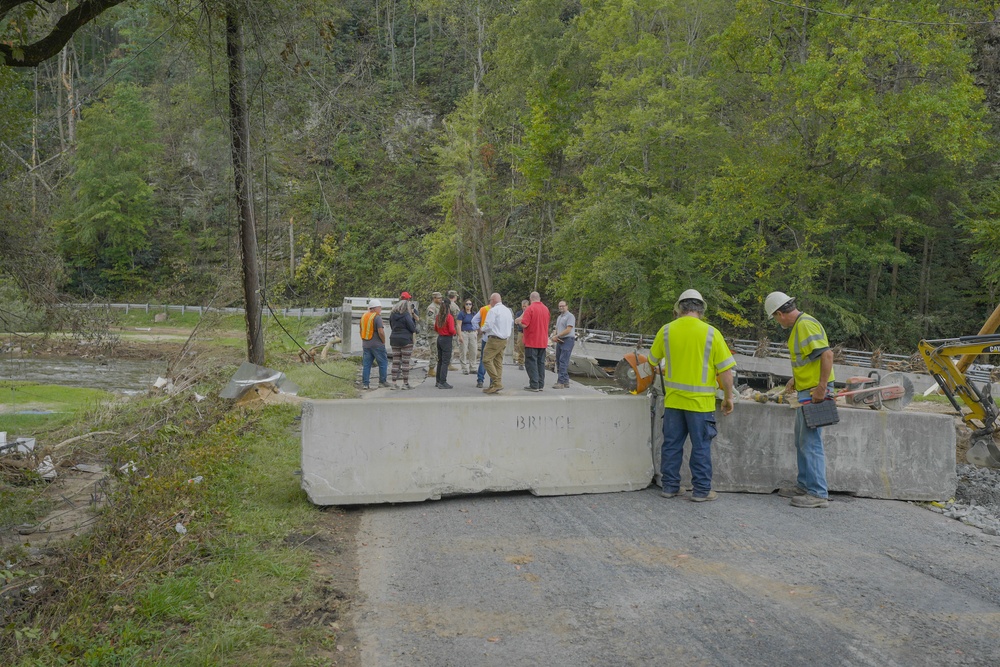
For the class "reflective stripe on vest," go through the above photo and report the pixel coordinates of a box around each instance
[790,315,823,367]
[360,312,377,340]
[663,320,719,391]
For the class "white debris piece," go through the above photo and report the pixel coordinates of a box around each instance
[36,455,57,480]
[119,460,138,474]
[175,523,187,535]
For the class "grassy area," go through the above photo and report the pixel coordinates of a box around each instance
[0,382,114,433]
[1,357,360,665]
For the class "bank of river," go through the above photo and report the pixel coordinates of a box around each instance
[0,356,164,395]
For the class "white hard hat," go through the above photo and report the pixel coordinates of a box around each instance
[764,291,793,318]
[675,289,705,307]
[368,299,382,309]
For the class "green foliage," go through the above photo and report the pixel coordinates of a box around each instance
[57,83,162,297]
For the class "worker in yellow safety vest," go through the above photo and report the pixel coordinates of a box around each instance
[648,289,736,502]
[765,291,834,509]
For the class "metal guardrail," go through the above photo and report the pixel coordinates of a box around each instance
[575,328,999,381]
[75,303,341,319]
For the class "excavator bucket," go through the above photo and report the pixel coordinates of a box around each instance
[966,435,1000,469]
[614,353,656,394]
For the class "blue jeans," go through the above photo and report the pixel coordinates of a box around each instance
[524,346,546,389]
[795,388,831,498]
[362,346,388,386]
[476,338,487,383]
[661,408,717,497]
[555,338,574,385]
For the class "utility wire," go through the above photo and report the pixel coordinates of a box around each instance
[764,0,998,26]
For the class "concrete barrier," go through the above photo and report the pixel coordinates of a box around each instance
[652,399,956,501]
[301,395,654,505]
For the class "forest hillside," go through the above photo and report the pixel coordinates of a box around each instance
[3,0,1000,351]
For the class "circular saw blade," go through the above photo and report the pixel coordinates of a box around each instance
[878,372,914,411]
[614,355,639,393]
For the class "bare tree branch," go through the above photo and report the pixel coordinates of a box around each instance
[1,0,130,67]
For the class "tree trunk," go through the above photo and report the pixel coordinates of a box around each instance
[227,7,264,365]
[890,229,901,297]
[289,216,295,279]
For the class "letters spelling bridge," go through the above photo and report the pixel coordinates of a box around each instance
[82,302,995,385]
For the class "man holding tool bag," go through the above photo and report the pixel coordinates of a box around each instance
[765,291,835,509]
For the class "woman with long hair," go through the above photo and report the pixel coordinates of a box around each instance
[434,298,457,389]
[389,293,418,389]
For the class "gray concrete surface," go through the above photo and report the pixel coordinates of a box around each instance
[653,399,957,501]
[353,489,1000,666]
[302,358,955,504]
[301,368,652,504]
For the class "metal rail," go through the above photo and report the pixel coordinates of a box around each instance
[577,327,997,383]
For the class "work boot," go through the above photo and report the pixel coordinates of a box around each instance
[518,364,524,370]
[476,381,483,388]
[660,489,684,498]
[691,490,718,502]
[390,382,399,390]
[428,367,436,378]
[362,384,370,390]
[778,487,807,498]
[378,381,390,388]
[485,385,502,394]
[438,382,453,389]
[790,494,829,508]
[523,386,540,392]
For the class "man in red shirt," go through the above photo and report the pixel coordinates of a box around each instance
[515,291,551,392]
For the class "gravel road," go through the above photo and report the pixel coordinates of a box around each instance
[352,488,1000,666]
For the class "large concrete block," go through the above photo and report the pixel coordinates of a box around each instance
[653,400,956,501]
[302,396,654,505]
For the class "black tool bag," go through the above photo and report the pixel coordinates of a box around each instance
[801,399,840,428]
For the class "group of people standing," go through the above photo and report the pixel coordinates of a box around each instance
[649,288,833,509]
[359,290,576,395]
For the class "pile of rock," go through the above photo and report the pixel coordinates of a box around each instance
[306,318,343,346]
[923,463,1000,536]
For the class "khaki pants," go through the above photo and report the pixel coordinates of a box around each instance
[459,331,477,372]
[427,331,439,369]
[513,331,525,365]
[483,336,507,388]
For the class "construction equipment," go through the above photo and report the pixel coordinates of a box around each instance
[614,352,657,394]
[919,334,1000,468]
[837,371,913,411]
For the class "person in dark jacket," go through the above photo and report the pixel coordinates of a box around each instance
[389,293,418,389]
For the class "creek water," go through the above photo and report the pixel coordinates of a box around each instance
[0,356,164,394]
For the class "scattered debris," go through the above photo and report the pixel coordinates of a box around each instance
[922,464,1000,536]
[187,476,203,484]
[36,456,57,480]
[175,523,187,535]
[119,460,138,474]
[220,362,300,404]
[71,463,104,474]
[0,434,36,456]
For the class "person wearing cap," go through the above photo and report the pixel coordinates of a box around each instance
[425,292,443,377]
[647,289,736,502]
[360,299,389,390]
[389,293,418,389]
[446,290,461,371]
[550,300,576,388]
[764,291,835,509]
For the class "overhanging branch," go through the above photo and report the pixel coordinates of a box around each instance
[0,0,130,67]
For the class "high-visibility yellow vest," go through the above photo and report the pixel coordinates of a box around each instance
[649,316,736,412]
[360,312,378,341]
[787,313,835,389]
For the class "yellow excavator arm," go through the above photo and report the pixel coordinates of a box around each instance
[918,335,1000,467]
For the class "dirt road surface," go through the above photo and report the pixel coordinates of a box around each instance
[344,488,1000,666]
